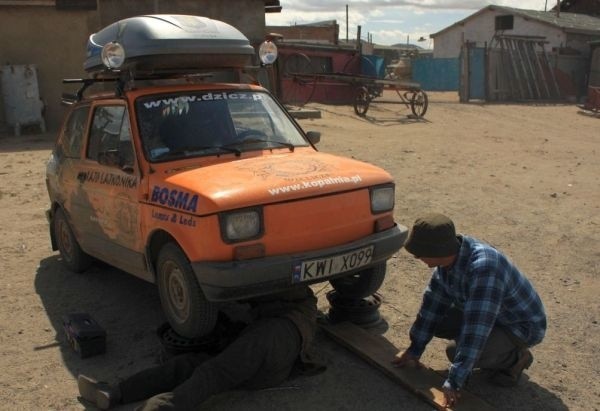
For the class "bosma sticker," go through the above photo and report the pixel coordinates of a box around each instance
[150,185,199,213]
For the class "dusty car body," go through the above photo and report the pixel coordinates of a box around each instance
[45,15,407,338]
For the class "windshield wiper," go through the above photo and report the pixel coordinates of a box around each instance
[226,139,295,151]
[154,145,241,160]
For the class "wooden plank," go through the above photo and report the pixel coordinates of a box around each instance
[504,38,525,100]
[529,42,551,99]
[319,321,496,411]
[513,40,534,99]
[497,40,517,101]
[521,40,542,99]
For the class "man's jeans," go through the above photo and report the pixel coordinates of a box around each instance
[434,306,526,371]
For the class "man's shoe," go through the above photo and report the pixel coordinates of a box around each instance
[77,374,121,410]
[489,348,533,387]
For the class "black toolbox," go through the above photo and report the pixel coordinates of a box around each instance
[62,313,106,358]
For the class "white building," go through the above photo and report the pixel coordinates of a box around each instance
[431,5,600,58]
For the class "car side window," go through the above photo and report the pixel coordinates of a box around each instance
[87,105,135,169]
[59,105,90,158]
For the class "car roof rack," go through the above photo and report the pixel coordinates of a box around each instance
[61,77,122,105]
[61,67,260,104]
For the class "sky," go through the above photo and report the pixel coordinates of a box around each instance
[265,0,560,47]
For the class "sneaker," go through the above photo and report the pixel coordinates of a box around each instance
[489,348,533,387]
[77,374,120,410]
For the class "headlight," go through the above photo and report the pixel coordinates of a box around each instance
[101,42,125,69]
[220,209,263,243]
[370,185,395,213]
[259,40,278,65]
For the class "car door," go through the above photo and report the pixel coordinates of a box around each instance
[50,104,91,241]
[78,101,147,277]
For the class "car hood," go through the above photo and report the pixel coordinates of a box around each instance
[147,150,392,215]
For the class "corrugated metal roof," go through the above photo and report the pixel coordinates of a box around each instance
[499,6,600,32]
[431,5,600,37]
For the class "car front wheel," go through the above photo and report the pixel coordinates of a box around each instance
[329,262,387,298]
[53,208,91,273]
[156,243,218,338]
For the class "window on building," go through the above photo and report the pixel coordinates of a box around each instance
[495,15,514,31]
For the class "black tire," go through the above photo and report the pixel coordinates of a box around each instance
[410,90,429,118]
[329,262,387,299]
[354,86,370,116]
[53,208,92,273]
[156,243,218,338]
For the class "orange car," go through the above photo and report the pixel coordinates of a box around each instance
[46,15,407,338]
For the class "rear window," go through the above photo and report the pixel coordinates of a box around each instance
[57,105,90,158]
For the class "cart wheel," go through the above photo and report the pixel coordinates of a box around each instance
[354,86,371,116]
[410,90,429,118]
[283,52,313,77]
[283,52,316,107]
[286,75,317,107]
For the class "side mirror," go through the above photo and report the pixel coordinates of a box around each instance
[306,131,321,145]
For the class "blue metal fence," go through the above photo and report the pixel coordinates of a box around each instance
[412,58,460,91]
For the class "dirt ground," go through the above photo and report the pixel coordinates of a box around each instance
[0,92,599,410]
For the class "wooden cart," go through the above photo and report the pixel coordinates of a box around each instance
[289,72,429,118]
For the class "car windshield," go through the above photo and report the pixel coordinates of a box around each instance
[135,90,309,162]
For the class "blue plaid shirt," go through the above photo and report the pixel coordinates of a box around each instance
[407,235,546,390]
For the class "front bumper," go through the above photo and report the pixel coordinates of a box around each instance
[193,224,408,302]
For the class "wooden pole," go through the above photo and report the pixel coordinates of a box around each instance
[346,4,349,43]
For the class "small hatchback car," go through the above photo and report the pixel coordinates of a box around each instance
[46,15,407,338]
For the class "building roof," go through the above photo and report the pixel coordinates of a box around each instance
[431,5,600,37]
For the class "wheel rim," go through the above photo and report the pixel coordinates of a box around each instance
[411,91,428,117]
[284,52,316,107]
[354,87,370,116]
[57,218,74,262]
[162,261,190,324]
[287,75,316,107]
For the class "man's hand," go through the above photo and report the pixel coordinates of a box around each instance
[442,386,460,409]
[391,350,423,369]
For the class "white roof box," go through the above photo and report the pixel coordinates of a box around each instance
[84,14,256,74]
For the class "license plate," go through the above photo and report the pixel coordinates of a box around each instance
[292,245,374,283]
